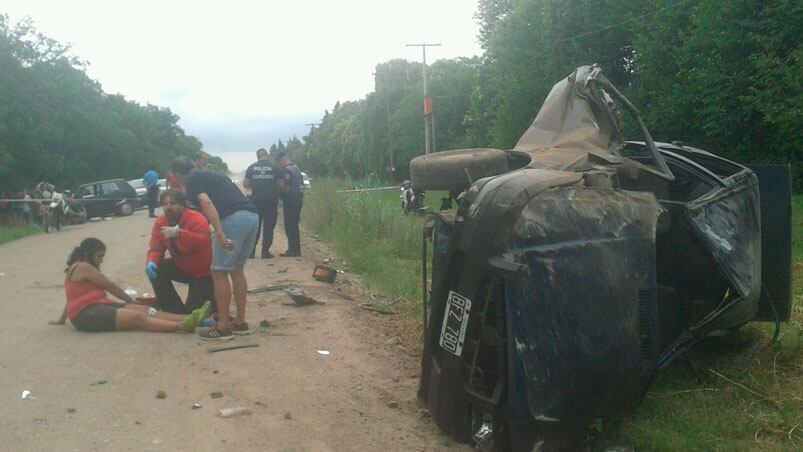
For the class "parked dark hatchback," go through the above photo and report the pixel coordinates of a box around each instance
[412,65,793,450]
[74,178,138,218]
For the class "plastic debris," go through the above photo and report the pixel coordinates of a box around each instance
[192,403,202,409]
[317,349,330,356]
[218,407,252,417]
[312,264,337,283]
[124,288,138,298]
[21,390,32,400]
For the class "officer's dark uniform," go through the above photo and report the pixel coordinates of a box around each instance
[280,162,304,256]
[244,158,282,258]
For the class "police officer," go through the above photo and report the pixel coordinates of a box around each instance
[243,148,284,258]
[276,151,303,257]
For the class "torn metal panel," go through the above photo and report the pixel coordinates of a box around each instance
[686,172,761,303]
[514,65,615,157]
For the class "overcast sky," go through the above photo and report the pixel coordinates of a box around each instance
[4,0,483,162]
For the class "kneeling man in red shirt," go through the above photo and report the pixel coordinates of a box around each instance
[145,190,214,314]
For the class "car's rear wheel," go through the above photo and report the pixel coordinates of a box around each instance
[119,202,134,216]
[410,148,509,191]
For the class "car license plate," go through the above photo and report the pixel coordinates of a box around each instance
[439,291,472,356]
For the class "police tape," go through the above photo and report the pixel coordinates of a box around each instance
[335,186,399,193]
[0,197,138,203]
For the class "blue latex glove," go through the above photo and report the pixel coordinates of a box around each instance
[146,261,158,280]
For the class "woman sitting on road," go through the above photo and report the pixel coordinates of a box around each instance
[50,238,210,332]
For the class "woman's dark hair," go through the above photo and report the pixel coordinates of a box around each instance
[66,238,106,271]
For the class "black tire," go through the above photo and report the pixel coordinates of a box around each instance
[119,202,134,216]
[410,148,509,191]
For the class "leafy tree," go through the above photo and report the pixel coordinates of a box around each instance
[0,15,222,194]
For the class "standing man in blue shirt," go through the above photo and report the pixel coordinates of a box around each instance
[170,157,259,341]
[143,166,160,218]
[243,148,285,259]
[276,151,303,257]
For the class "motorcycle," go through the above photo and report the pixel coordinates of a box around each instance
[400,180,416,215]
[46,191,86,232]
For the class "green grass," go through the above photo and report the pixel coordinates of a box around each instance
[303,178,445,341]
[304,184,802,450]
[0,222,41,245]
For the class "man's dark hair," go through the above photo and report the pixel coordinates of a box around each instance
[171,156,195,176]
[256,148,268,158]
[193,151,210,161]
[274,150,288,161]
[160,189,187,207]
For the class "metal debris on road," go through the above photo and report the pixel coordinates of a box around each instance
[207,343,259,353]
[192,403,202,409]
[329,289,355,301]
[21,390,32,400]
[317,349,330,356]
[358,302,397,315]
[89,380,108,386]
[283,287,323,306]
[248,283,291,294]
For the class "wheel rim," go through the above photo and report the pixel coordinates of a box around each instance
[120,203,133,215]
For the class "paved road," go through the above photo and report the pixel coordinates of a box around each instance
[0,210,459,451]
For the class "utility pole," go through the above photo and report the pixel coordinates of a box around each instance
[406,42,440,154]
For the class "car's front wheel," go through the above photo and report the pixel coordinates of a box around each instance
[119,202,134,216]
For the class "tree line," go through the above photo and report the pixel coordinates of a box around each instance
[0,15,226,194]
[280,0,801,191]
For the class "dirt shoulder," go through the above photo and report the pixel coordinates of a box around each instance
[0,210,463,451]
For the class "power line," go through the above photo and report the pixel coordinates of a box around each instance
[557,0,694,43]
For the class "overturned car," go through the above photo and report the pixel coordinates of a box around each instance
[412,65,793,450]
